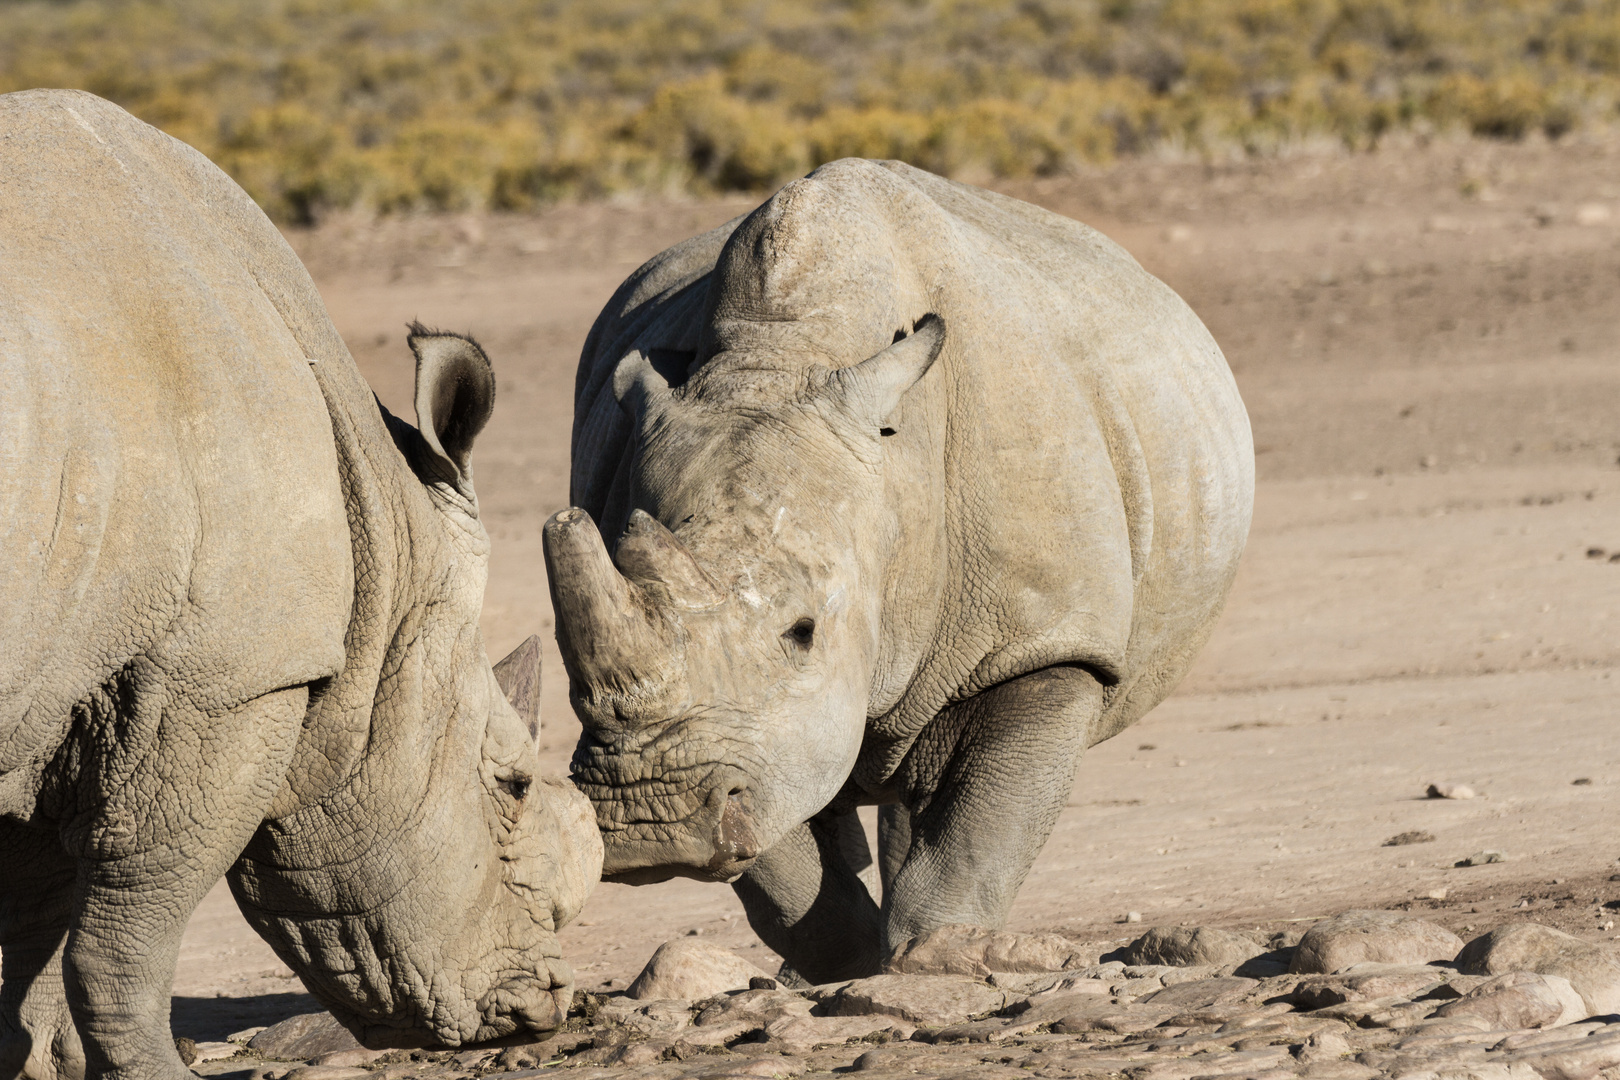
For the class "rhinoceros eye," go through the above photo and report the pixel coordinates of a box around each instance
[783,618,816,650]
[498,776,530,800]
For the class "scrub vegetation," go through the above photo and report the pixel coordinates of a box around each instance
[3,0,1617,221]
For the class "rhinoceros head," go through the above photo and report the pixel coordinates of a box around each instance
[547,315,944,883]
[231,328,602,1049]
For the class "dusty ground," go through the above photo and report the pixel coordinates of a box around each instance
[171,131,1620,1037]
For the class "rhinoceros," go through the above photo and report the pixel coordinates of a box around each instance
[0,90,600,1080]
[545,158,1252,983]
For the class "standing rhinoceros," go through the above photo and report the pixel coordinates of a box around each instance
[0,90,600,1080]
[545,158,1252,984]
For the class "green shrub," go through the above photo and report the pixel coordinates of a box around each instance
[2,0,1616,220]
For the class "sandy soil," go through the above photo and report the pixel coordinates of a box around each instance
[171,132,1620,1038]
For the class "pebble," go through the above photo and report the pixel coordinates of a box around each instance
[1427,782,1475,799]
[1460,849,1508,866]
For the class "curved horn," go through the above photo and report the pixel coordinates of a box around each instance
[614,510,723,610]
[543,508,675,697]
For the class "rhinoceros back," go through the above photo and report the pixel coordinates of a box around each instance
[0,90,352,819]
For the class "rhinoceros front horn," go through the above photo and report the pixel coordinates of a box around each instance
[492,634,543,743]
[543,508,677,696]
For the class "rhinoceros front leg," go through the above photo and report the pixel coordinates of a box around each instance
[731,810,884,985]
[0,823,83,1080]
[882,664,1103,953]
[60,683,304,1080]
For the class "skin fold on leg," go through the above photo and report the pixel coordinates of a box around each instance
[55,682,306,1080]
[882,665,1103,953]
[0,824,82,1080]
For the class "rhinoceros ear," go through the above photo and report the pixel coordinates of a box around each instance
[829,313,945,435]
[492,634,543,745]
[407,323,495,498]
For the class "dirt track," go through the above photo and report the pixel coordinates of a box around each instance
[173,132,1620,1033]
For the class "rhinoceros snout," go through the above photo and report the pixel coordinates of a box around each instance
[596,773,760,884]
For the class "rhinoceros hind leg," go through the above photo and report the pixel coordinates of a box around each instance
[731,810,884,985]
[61,683,305,1080]
[882,664,1103,953]
[0,823,83,1080]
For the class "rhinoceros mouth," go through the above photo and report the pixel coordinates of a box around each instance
[582,768,761,884]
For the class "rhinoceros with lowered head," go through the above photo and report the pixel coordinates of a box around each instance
[0,90,600,1080]
[545,158,1252,983]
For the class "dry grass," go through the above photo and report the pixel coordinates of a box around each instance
[4,0,1617,221]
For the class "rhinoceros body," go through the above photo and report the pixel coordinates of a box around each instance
[548,159,1252,983]
[0,90,599,1080]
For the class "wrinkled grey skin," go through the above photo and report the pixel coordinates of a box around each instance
[0,91,601,1080]
[548,159,1252,984]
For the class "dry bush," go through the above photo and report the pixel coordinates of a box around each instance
[3,0,1617,221]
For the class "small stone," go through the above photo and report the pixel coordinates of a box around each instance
[1294,1027,1353,1065]
[226,1026,265,1044]
[1126,911,1142,923]
[1427,783,1475,800]
[1383,831,1436,846]
[749,976,778,991]
[1458,850,1507,866]
[247,1012,364,1061]
[1457,921,1620,1015]
[190,1041,240,1063]
[1424,888,1448,901]
[627,938,772,1001]
[308,1047,389,1067]
[281,1069,370,1080]
[1290,910,1465,974]
[1120,926,1266,968]
[173,1037,197,1066]
[1573,777,1593,786]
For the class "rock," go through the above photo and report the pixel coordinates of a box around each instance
[693,988,814,1029]
[1459,849,1508,866]
[494,1042,561,1069]
[819,974,1009,1026]
[627,938,772,1001]
[1290,964,1452,1008]
[884,923,1091,976]
[1502,1026,1620,1080]
[760,1013,905,1051]
[1457,922,1620,1015]
[172,1037,197,1066]
[1120,926,1266,968]
[281,1068,370,1080]
[1142,976,1260,1010]
[309,1047,390,1067]
[226,1026,266,1045]
[247,1012,364,1061]
[1434,971,1586,1029]
[191,1041,240,1063]
[1293,1028,1353,1066]
[1290,911,1465,974]
[1427,783,1475,799]
[749,977,777,991]
[1383,831,1436,846]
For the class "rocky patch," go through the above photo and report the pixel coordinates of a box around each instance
[188,916,1620,1080]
